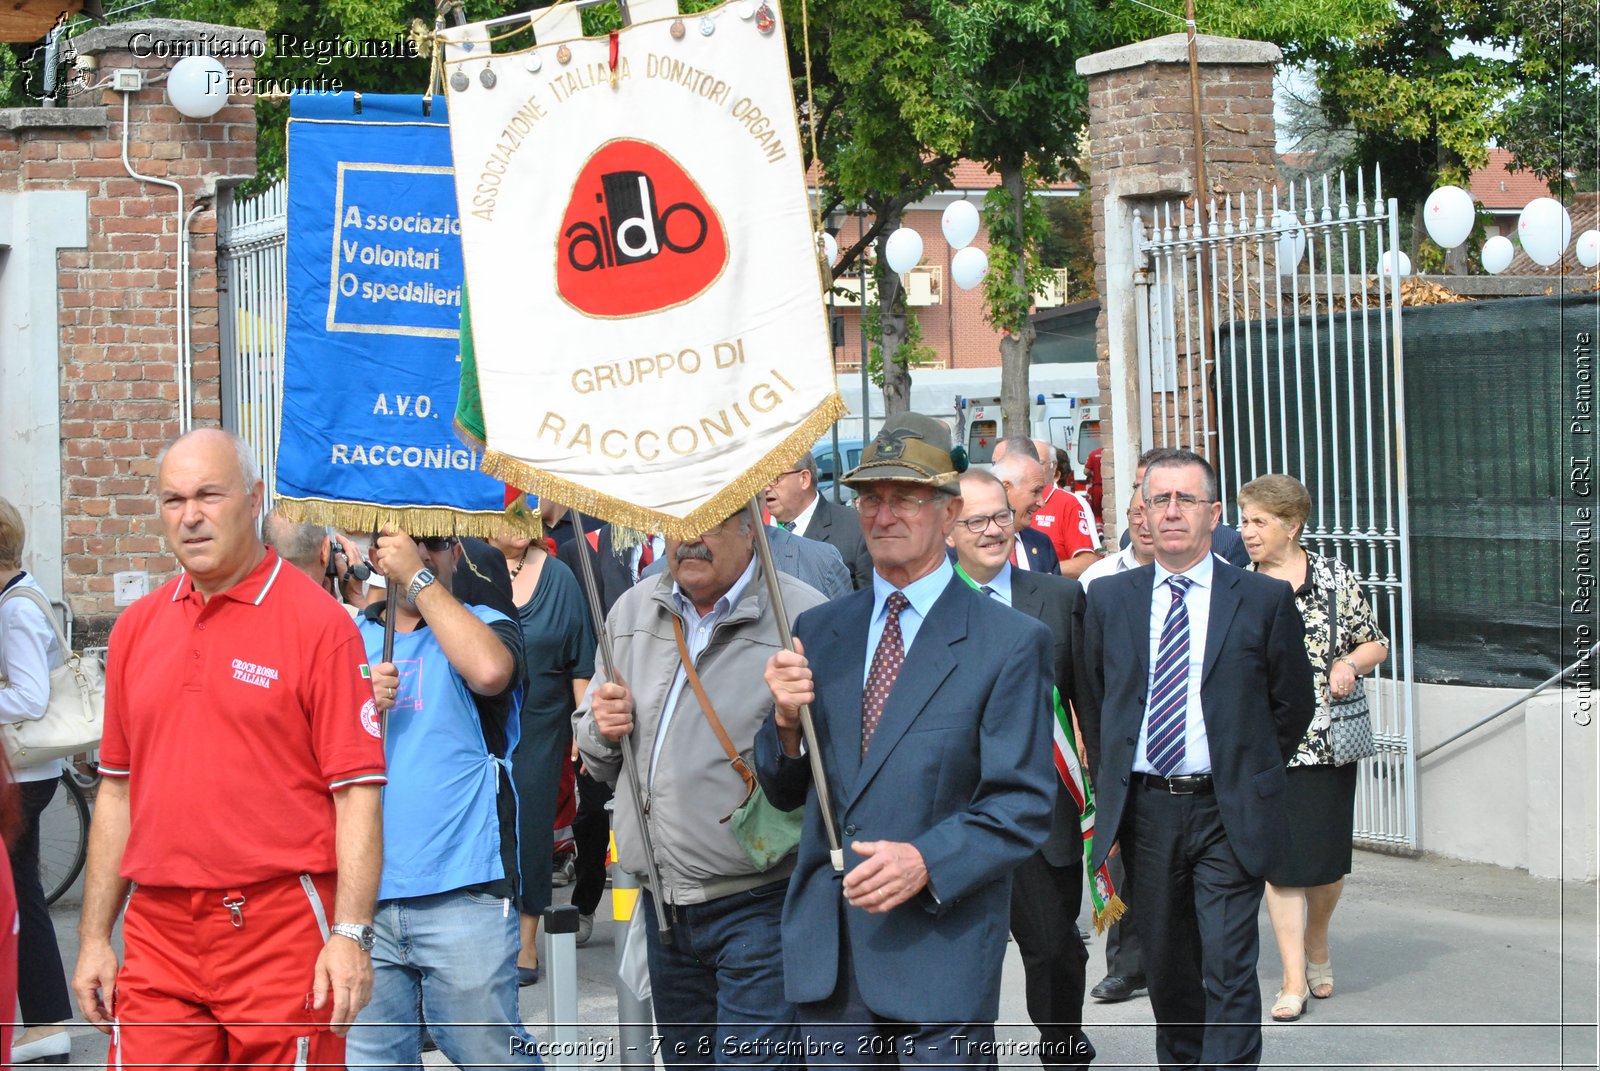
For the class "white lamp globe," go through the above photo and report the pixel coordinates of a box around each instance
[941,200,981,250]
[167,55,230,119]
[1422,185,1475,250]
[951,246,989,289]
[1481,235,1514,274]
[884,226,924,274]
[1577,230,1600,270]
[1517,196,1573,267]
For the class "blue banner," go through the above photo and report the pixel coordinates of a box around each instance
[275,93,516,535]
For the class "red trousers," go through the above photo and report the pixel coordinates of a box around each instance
[110,872,345,1069]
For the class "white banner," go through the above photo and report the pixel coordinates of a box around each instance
[442,1,843,537]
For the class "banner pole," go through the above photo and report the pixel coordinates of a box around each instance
[567,507,676,945]
[744,499,846,873]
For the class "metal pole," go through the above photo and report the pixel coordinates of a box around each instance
[858,208,873,446]
[745,499,845,872]
[566,507,674,944]
[1184,0,1219,466]
[610,862,655,1067]
[542,904,580,1070]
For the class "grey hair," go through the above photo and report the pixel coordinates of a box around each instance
[996,435,1039,462]
[156,428,263,489]
[990,451,1041,485]
[1142,449,1220,502]
[263,509,327,568]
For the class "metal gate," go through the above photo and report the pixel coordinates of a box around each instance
[1133,168,1418,852]
[217,180,288,508]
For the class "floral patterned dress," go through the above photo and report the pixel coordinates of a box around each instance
[1252,550,1389,768]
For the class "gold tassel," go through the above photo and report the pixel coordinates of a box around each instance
[273,496,538,539]
[1092,893,1128,935]
[481,393,848,540]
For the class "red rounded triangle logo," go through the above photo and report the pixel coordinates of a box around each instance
[556,139,728,318]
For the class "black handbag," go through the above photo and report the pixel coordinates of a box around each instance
[1325,588,1376,765]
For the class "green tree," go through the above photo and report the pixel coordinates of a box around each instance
[784,0,969,415]
[1497,0,1599,190]
[937,0,1104,434]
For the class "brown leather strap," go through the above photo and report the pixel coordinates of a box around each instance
[670,616,757,796]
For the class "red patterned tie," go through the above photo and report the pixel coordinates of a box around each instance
[862,592,910,755]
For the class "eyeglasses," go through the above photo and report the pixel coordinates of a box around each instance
[415,536,458,553]
[1125,509,1147,523]
[856,491,938,519]
[1147,492,1214,512]
[956,508,1016,533]
[766,470,803,486]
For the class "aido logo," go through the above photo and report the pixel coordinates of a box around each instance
[556,139,728,318]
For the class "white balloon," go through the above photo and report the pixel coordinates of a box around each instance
[1517,196,1573,267]
[951,246,989,289]
[1379,250,1411,278]
[818,231,839,266]
[1273,210,1306,276]
[1481,235,1514,274]
[941,200,981,250]
[1577,229,1600,270]
[1422,185,1476,250]
[884,226,924,274]
[166,55,230,119]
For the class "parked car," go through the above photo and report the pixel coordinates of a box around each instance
[810,436,863,504]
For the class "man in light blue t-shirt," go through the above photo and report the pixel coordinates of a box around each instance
[348,528,543,1069]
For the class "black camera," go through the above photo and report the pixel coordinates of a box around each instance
[327,536,372,582]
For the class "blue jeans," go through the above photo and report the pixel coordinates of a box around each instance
[642,881,796,1067]
[346,889,544,1070]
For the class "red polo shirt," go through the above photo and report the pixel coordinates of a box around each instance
[100,550,386,888]
[1031,486,1098,561]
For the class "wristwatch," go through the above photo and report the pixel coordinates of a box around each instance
[405,567,436,604]
[1338,656,1360,675]
[330,922,377,952]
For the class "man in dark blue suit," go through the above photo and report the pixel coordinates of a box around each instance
[1080,450,1314,1071]
[948,468,1094,1070]
[757,414,1057,1068]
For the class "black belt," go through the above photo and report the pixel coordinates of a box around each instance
[1135,772,1214,794]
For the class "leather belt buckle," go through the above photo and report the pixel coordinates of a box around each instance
[1164,774,1212,795]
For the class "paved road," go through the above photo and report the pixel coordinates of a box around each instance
[35,849,1598,1069]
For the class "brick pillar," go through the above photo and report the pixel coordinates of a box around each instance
[1075,33,1279,537]
[0,19,261,643]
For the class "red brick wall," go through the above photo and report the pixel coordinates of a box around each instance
[0,21,259,641]
[1085,44,1279,514]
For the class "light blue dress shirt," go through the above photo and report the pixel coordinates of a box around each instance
[863,558,954,685]
[653,556,759,777]
[1133,553,1215,775]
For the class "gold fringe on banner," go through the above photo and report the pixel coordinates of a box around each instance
[452,418,487,455]
[481,393,849,541]
[1092,892,1128,935]
[273,496,540,540]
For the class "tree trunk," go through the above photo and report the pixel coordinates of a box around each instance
[999,165,1035,436]
[877,228,912,416]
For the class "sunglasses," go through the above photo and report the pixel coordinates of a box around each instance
[415,536,458,553]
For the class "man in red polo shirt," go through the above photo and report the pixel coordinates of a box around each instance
[71,428,388,1069]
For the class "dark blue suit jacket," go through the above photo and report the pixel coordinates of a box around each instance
[1079,559,1315,879]
[754,576,1057,1022]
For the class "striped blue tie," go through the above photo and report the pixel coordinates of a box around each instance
[1146,575,1194,776]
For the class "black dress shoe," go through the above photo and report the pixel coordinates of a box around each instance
[1090,974,1147,1002]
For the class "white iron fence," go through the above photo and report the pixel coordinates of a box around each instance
[1134,167,1418,852]
[217,181,289,509]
